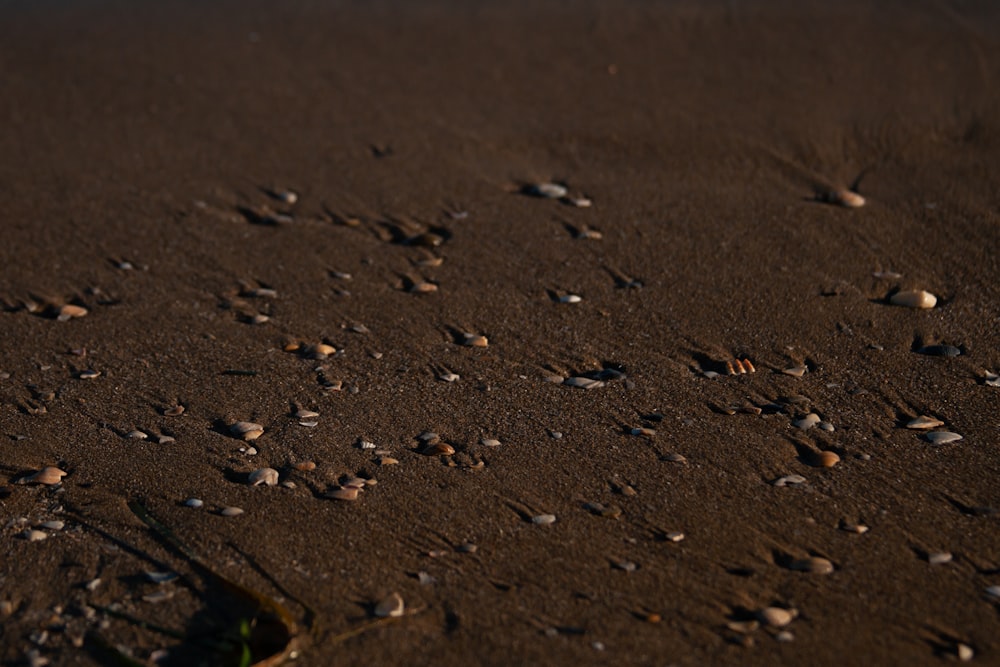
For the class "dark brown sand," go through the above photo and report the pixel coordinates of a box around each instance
[2,1,1000,665]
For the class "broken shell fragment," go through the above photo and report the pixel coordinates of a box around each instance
[783,366,807,377]
[890,290,937,309]
[793,413,821,430]
[23,467,67,486]
[230,422,264,441]
[57,304,88,321]
[374,592,405,618]
[906,415,944,430]
[248,468,279,486]
[421,442,455,456]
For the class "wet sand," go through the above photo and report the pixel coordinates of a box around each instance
[2,1,1000,665]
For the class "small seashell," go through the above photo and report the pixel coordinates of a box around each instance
[526,182,568,199]
[575,227,603,240]
[326,486,359,501]
[532,514,557,525]
[438,372,460,382]
[357,439,377,450]
[409,282,438,294]
[230,422,264,441]
[757,607,796,628]
[294,461,316,471]
[917,344,961,357]
[245,446,258,456]
[927,552,953,565]
[294,408,319,419]
[184,498,203,508]
[144,571,179,585]
[559,294,582,304]
[164,405,185,417]
[377,456,399,466]
[840,522,869,534]
[274,189,297,205]
[342,477,367,489]
[923,431,962,445]
[480,438,501,447]
[310,343,337,359]
[631,427,655,437]
[40,520,64,531]
[24,467,67,486]
[665,531,685,543]
[828,189,865,208]
[462,333,488,348]
[984,585,1000,599]
[57,304,88,321]
[727,620,760,634]
[298,420,318,427]
[374,592,405,618]
[22,529,48,542]
[142,590,174,603]
[775,631,795,643]
[127,430,148,440]
[250,314,269,325]
[793,413,821,430]
[816,451,840,468]
[563,376,605,390]
[985,372,1000,387]
[782,366,807,377]
[663,453,687,464]
[613,560,638,572]
[907,415,944,430]
[77,370,101,380]
[248,468,279,486]
[563,196,592,208]
[85,578,102,591]
[421,442,455,456]
[247,287,278,298]
[957,644,974,662]
[773,474,807,487]
[789,557,835,574]
[157,435,176,445]
[219,507,244,517]
[889,289,937,309]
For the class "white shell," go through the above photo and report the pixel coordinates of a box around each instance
[563,376,605,390]
[906,415,944,430]
[757,607,796,627]
[248,468,279,486]
[532,514,557,525]
[890,290,937,309]
[230,422,264,441]
[923,431,962,445]
[792,413,820,430]
[374,592,405,618]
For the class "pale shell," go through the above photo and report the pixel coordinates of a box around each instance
[248,468,279,486]
[906,415,944,430]
[890,290,937,309]
[230,422,264,441]
[757,607,796,628]
[57,304,88,321]
[24,466,67,486]
[923,431,962,445]
[374,592,405,618]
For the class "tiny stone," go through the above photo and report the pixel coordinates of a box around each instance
[457,542,478,553]
[532,514,557,525]
[818,421,835,432]
[417,571,436,586]
[663,453,687,464]
[219,507,244,517]
[244,446,258,456]
[184,498,203,508]
[377,456,399,466]
[549,431,563,439]
[85,578,101,592]
[326,487,359,501]
[438,372,460,382]
[78,370,101,380]
[613,560,638,572]
[462,333,488,348]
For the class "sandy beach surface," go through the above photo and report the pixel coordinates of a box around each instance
[2,1,1000,665]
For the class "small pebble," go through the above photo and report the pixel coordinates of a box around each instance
[923,431,963,445]
[840,522,869,534]
[184,498,204,508]
[532,514,557,525]
[409,282,438,294]
[377,456,399,466]
[526,182,568,199]
[613,560,638,572]
[907,415,944,430]
[85,578,101,592]
[756,607,796,628]
[219,507,244,517]
[928,552,953,565]
[789,557,835,574]
[889,289,937,309]
[374,592,405,618]
[631,427,655,437]
[825,189,865,208]
[565,196,592,208]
